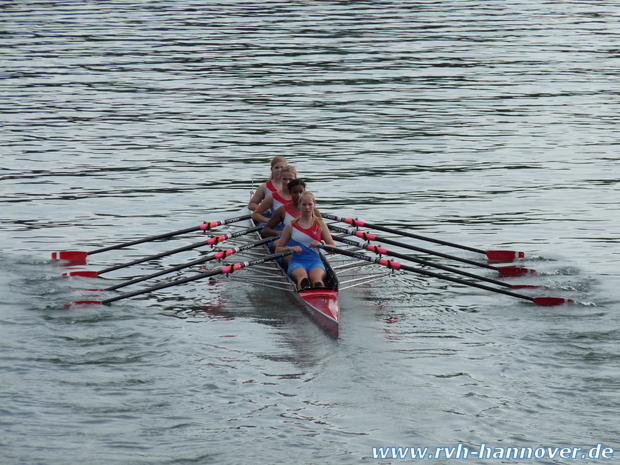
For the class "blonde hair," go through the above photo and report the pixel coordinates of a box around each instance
[280,165,297,178]
[269,156,288,180]
[293,191,322,228]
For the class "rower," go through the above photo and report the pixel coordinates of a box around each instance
[248,156,288,211]
[262,178,306,237]
[275,192,335,290]
[251,166,297,225]
[262,179,323,251]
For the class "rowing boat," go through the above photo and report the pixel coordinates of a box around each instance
[220,207,392,337]
[58,205,573,331]
[250,215,341,337]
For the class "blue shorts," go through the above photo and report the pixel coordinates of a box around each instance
[287,251,325,276]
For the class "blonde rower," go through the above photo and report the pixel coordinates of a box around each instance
[276,192,335,290]
[248,156,287,211]
[251,166,297,225]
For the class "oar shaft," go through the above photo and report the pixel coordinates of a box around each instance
[322,213,486,255]
[328,224,498,271]
[104,235,276,291]
[98,240,205,274]
[101,250,291,305]
[85,213,252,256]
[332,235,513,289]
[88,225,202,255]
[97,225,261,275]
[322,246,535,303]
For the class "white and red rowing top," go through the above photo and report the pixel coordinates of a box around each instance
[265,180,278,195]
[272,190,292,211]
[290,221,322,254]
[256,180,279,205]
[283,203,299,225]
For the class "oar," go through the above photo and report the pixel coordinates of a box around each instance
[328,224,536,277]
[321,246,573,307]
[332,235,545,290]
[322,213,524,263]
[95,236,277,292]
[65,250,292,309]
[62,225,262,278]
[51,213,252,261]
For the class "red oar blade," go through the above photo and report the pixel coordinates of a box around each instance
[497,266,537,277]
[62,271,99,278]
[64,300,103,310]
[511,284,549,290]
[486,250,525,263]
[52,251,88,261]
[532,297,575,307]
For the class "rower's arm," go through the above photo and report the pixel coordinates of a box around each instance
[251,195,274,224]
[248,183,267,211]
[262,206,285,238]
[275,224,297,253]
[320,221,336,247]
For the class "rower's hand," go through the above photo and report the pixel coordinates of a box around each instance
[290,246,303,254]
